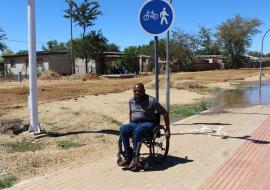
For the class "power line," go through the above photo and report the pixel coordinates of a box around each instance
[4,39,47,45]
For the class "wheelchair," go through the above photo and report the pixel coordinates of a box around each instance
[117,119,170,170]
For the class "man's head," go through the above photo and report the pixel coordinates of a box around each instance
[133,83,145,102]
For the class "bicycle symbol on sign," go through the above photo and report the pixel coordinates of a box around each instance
[143,10,158,21]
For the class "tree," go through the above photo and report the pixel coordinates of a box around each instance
[42,40,67,51]
[16,50,28,55]
[68,0,102,73]
[73,30,107,73]
[64,0,76,20]
[247,51,261,58]
[105,43,120,52]
[197,26,220,55]
[0,27,7,52]
[64,0,76,74]
[122,46,140,73]
[170,28,194,68]
[1,49,14,56]
[216,15,262,68]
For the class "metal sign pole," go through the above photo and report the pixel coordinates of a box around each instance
[166,0,173,112]
[154,36,159,102]
[27,0,41,133]
[166,30,170,112]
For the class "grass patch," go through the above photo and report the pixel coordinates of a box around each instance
[231,84,256,90]
[56,140,82,150]
[72,111,80,116]
[60,106,70,110]
[49,125,65,131]
[3,141,42,153]
[170,101,214,118]
[0,175,17,189]
[44,122,65,131]
[209,87,223,94]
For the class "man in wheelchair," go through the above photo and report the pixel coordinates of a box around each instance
[118,83,170,169]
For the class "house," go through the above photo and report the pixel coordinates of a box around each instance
[103,52,125,74]
[262,57,270,66]
[244,55,270,68]
[192,55,227,70]
[139,55,151,73]
[75,52,125,75]
[75,52,152,75]
[194,55,227,64]
[0,59,4,75]
[2,50,71,76]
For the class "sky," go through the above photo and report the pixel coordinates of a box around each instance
[0,0,270,54]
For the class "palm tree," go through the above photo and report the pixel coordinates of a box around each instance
[64,0,76,74]
[65,0,102,73]
[0,27,7,52]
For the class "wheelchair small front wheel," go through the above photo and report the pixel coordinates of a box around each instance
[152,125,170,164]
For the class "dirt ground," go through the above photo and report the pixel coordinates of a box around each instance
[0,68,269,182]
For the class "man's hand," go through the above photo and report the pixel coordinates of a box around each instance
[165,129,171,138]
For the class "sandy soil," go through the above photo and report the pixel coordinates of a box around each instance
[0,68,270,181]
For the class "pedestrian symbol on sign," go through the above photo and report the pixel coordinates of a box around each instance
[160,7,169,25]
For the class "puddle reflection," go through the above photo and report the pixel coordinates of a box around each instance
[213,80,270,107]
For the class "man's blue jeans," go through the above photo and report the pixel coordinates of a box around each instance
[119,121,157,158]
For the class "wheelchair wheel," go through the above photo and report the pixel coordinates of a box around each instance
[151,125,169,164]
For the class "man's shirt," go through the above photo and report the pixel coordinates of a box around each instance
[129,94,163,123]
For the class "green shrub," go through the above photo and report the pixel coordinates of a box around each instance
[170,101,214,118]
[0,175,17,189]
[56,140,82,150]
[3,141,42,153]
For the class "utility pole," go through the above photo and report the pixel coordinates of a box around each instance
[65,0,75,74]
[27,0,41,133]
[69,1,75,74]
[259,27,270,103]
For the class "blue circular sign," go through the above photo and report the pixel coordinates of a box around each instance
[139,0,174,35]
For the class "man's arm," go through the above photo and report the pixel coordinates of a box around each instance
[129,100,132,122]
[129,107,131,123]
[159,106,170,137]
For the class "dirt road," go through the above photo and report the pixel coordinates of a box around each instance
[1,69,268,117]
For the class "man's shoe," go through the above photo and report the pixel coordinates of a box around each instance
[117,157,132,167]
[128,157,139,169]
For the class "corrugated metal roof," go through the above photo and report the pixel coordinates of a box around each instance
[2,50,69,58]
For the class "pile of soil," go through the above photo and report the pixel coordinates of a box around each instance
[39,70,61,80]
[82,73,100,81]
[63,74,85,80]
[0,118,24,134]
[173,81,207,89]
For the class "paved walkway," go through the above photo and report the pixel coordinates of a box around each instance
[201,109,270,190]
[9,105,270,190]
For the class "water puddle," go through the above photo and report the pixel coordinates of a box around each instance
[212,80,270,108]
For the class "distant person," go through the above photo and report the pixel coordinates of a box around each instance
[118,83,170,169]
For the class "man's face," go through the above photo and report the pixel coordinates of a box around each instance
[133,85,145,101]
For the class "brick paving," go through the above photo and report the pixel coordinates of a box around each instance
[8,105,270,190]
[200,109,270,190]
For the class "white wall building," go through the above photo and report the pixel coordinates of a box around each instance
[3,50,71,76]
